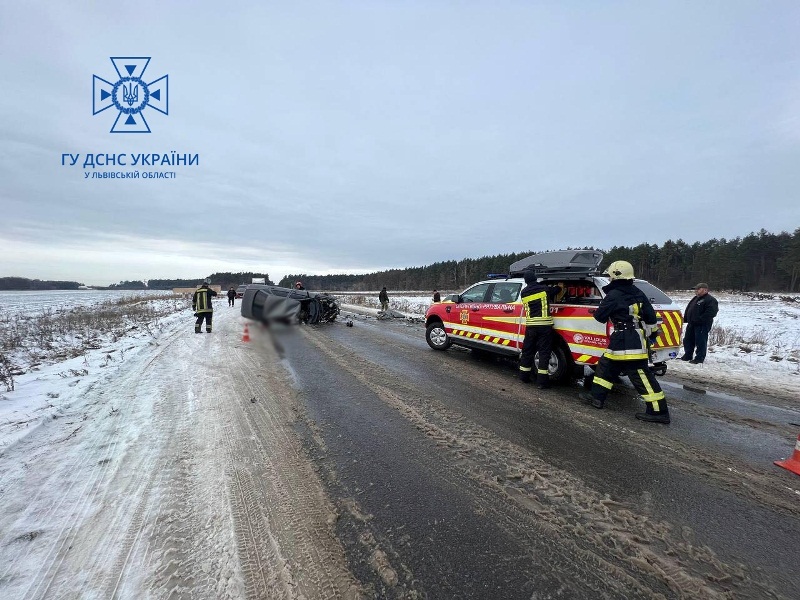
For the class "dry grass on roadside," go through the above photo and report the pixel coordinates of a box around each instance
[0,294,184,390]
[709,325,770,347]
[708,325,800,371]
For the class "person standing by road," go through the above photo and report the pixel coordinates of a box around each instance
[227,286,236,307]
[581,260,670,424]
[518,269,564,389]
[432,290,441,303]
[681,282,719,364]
[193,280,218,333]
[379,287,389,311]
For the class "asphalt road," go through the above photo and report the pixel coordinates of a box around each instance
[271,310,800,599]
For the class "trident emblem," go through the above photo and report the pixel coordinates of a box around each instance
[123,82,138,106]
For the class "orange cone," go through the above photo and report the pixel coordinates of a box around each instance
[242,324,251,342]
[774,434,800,476]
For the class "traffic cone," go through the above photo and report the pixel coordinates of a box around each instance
[774,434,800,476]
[242,324,251,342]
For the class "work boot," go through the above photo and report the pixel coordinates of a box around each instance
[579,392,604,409]
[635,410,671,424]
[635,402,670,424]
[195,328,201,334]
[519,375,531,384]
[536,382,550,390]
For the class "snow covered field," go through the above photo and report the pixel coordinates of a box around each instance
[0,289,169,318]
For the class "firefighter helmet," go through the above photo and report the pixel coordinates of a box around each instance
[604,260,634,280]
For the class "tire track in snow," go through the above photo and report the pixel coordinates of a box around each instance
[130,316,245,599]
[214,331,363,599]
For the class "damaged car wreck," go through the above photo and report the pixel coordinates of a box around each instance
[240,284,340,325]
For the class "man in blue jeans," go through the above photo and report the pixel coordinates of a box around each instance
[681,283,719,364]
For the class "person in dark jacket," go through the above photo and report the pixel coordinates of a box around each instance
[192,280,218,333]
[518,269,564,389]
[295,281,305,290]
[582,261,670,424]
[379,287,389,311]
[227,286,236,307]
[681,282,719,364]
[432,290,441,303]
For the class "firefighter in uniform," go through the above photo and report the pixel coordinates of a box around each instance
[192,280,218,333]
[583,260,670,424]
[519,268,564,389]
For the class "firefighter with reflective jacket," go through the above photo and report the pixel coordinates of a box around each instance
[519,268,564,389]
[192,280,218,333]
[584,261,670,424]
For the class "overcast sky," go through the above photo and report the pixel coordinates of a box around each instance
[1,1,798,286]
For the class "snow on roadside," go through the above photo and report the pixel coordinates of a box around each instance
[667,292,800,404]
[0,301,187,452]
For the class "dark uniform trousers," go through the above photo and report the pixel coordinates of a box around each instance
[590,321,667,413]
[519,325,553,385]
[591,356,666,413]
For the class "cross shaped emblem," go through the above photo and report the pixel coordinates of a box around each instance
[92,57,169,133]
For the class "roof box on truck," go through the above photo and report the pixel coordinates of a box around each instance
[509,250,603,278]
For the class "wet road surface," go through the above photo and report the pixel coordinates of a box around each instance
[267,311,800,599]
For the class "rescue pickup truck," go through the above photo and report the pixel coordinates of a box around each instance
[423,250,683,382]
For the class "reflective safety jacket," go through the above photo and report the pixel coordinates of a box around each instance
[193,285,217,314]
[520,282,563,327]
[593,279,657,361]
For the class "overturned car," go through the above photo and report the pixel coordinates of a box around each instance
[240,284,340,325]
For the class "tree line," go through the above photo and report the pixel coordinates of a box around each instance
[281,228,800,293]
[0,272,274,291]
[4,229,799,293]
[0,277,83,291]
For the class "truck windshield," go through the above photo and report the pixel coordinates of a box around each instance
[633,281,672,305]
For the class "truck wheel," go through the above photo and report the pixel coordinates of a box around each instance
[537,345,571,382]
[426,322,451,350]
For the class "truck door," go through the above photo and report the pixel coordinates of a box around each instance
[447,282,492,341]
[479,281,524,351]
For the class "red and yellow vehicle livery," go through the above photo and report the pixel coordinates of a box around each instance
[424,255,683,382]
